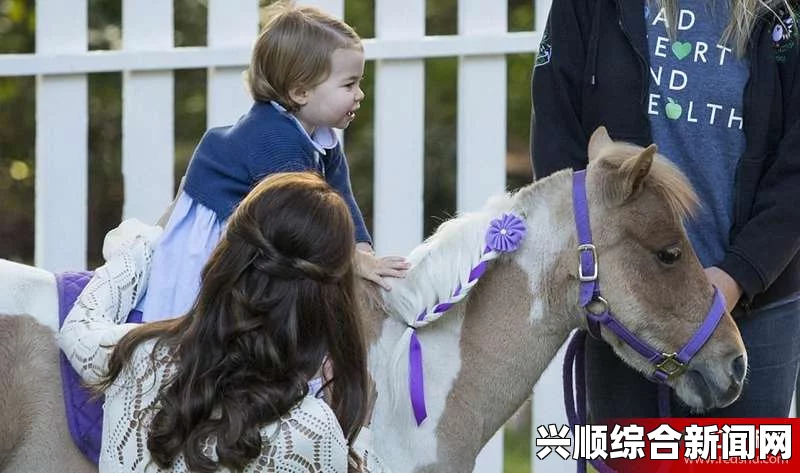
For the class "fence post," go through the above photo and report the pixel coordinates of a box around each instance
[457,0,507,214]
[121,0,175,223]
[533,340,574,472]
[535,0,550,34]
[207,0,259,128]
[34,0,89,272]
[457,0,509,471]
[373,0,426,256]
[530,2,574,469]
[302,0,346,145]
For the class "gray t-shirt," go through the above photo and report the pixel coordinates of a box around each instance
[646,0,749,267]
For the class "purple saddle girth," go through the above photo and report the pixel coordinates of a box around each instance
[56,271,142,465]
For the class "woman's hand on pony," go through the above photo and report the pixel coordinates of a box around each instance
[705,266,743,314]
[354,243,410,291]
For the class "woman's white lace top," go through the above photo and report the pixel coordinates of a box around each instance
[58,219,386,472]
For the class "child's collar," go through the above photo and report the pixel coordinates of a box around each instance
[269,101,338,153]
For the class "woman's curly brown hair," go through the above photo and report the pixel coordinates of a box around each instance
[97,172,369,472]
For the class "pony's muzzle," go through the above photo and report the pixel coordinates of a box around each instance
[731,354,747,384]
[684,351,747,410]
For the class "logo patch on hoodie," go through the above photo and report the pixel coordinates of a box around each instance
[773,7,796,63]
[536,29,552,68]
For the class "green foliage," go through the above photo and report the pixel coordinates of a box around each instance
[0,3,539,467]
[504,410,533,473]
[0,0,34,54]
[0,0,35,261]
[0,0,536,266]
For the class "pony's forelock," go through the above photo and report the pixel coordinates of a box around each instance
[593,141,699,221]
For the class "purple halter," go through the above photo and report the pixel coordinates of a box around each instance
[571,169,726,381]
[564,170,727,473]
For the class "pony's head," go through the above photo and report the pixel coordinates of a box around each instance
[579,127,745,411]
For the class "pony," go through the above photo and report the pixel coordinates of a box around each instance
[0,128,746,472]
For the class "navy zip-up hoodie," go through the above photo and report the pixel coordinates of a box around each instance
[531,0,800,311]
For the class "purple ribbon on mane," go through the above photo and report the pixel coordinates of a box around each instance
[564,170,727,473]
[408,251,492,426]
[407,321,427,425]
[408,213,526,426]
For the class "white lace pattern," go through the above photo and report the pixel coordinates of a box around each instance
[58,219,387,472]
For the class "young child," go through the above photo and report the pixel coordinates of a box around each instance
[140,2,408,323]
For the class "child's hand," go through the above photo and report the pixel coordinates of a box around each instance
[354,244,410,291]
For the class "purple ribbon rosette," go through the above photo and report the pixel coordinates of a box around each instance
[485,213,527,253]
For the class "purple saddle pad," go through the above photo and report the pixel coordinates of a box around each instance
[56,271,142,465]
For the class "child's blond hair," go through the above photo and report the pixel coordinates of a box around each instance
[246,2,362,111]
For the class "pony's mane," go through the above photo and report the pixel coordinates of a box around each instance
[383,193,519,323]
[595,141,699,221]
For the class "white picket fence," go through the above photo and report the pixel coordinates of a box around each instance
[0,0,575,471]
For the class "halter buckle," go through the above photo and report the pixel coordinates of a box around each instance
[577,244,598,282]
[656,353,687,379]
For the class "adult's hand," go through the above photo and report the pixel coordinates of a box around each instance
[705,266,742,314]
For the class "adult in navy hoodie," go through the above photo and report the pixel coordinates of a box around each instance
[532,0,800,421]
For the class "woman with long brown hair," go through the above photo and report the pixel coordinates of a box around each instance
[59,172,385,472]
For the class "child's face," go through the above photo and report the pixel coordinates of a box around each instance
[294,47,365,132]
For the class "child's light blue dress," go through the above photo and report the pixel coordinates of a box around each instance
[136,102,338,322]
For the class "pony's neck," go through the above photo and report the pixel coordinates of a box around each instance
[421,258,577,472]
[512,169,584,329]
[367,170,585,473]
[442,171,582,453]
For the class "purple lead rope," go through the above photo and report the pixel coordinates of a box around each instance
[563,332,671,473]
[564,332,618,473]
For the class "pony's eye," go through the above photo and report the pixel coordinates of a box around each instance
[657,246,682,265]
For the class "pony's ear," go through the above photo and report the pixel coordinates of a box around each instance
[588,126,613,162]
[619,144,656,200]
